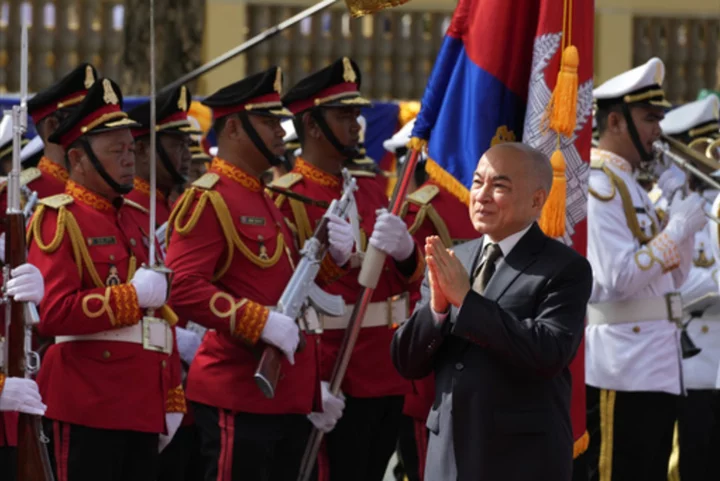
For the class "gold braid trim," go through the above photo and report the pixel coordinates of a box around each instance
[29,204,67,253]
[288,198,313,248]
[209,292,269,343]
[166,385,188,414]
[318,253,349,285]
[109,284,142,327]
[170,188,285,280]
[600,166,657,245]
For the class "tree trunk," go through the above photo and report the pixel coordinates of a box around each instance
[121,0,206,95]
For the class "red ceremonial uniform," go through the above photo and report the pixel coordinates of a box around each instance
[274,158,423,398]
[165,157,327,415]
[125,177,171,226]
[27,180,180,433]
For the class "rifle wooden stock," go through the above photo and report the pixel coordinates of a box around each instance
[5,213,55,481]
[254,216,331,398]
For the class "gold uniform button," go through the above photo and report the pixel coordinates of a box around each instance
[162,360,167,368]
[632,326,641,334]
[702,325,710,334]
[130,238,136,247]
[109,254,115,261]
[102,350,111,359]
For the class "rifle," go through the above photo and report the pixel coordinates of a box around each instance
[2,20,55,481]
[254,170,358,399]
[297,149,422,481]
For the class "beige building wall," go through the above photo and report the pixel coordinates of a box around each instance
[201,0,720,96]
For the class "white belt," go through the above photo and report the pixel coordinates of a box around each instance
[55,318,174,355]
[587,293,683,326]
[305,293,410,331]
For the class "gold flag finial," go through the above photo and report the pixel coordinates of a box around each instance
[177,86,188,111]
[342,58,357,83]
[84,65,95,89]
[102,79,119,105]
[344,0,411,18]
[274,68,282,94]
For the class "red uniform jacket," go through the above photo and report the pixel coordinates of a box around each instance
[165,157,325,415]
[274,158,423,398]
[400,181,480,421]
[27,180,178,433]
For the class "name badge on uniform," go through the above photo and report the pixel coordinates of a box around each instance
[87,236,117,246]
[240,216,266,226]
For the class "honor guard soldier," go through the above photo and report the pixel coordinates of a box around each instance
[661,95,720,481]
[126,85,202,480]
[27,78,182,481]
[126,84,195,227]
[585,58,707,480]
[384,118,480,481]
[164,67,353,481]
[24,63,98,197]
[279,57,423,481]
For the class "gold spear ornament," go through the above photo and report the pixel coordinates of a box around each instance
[344,0,411,17]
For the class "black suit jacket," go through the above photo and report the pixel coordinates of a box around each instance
[391,223,592,481]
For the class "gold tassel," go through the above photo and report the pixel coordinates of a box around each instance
[547,46,579,136]
[538,150,567,238]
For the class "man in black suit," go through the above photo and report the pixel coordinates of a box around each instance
[391,142,593,481]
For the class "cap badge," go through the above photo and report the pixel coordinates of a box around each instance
[102,79,119,105]
[178,86,188,112]
[84,65,95,89]
[342,57,357,83]
[274,68,282,94]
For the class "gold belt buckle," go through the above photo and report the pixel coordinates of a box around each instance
[143,315,171,354]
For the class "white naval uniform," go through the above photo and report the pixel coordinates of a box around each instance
[586,148,694,395]
[680,194,720,391]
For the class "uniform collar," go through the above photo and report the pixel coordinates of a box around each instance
[133,177,166,202]
[66,179,115,213]
[38,156,70,185]
[591,147,633,175]
[294,157,341,189]
[210,157,262,192]
[482,223,533,259]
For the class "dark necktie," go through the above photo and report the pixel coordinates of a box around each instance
[473,243,503,294]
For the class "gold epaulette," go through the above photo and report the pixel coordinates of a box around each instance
[192,172,220,190]
[39,193,73,209]
[123,198,149,214]
[270,172,303,190]
[348,169,376,178]
[407,184,440,206]
[20,167,42,186]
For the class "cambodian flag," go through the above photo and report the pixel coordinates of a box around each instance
[411,0,594,457]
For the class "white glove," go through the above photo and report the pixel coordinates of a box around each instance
[6,263,44,305]
[175,327,202,366]
[158,412,184,453]
[369,209,415,262]
[657,165,686,201]
[327,214,353,266]
[130,267,168,308]
[664,192,707,245]
[0,378,46,415]
[260,311,300,365]
[307,381,346,433]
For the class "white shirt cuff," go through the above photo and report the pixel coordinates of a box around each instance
[431,309,449,325]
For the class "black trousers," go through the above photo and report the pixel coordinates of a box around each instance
[158,424,205,481]
[45,420,159,481]
[676,389,720,481]
[325,395,404,481]
[572,451,589,481]
[192,402,314,481]
[586,387,677,481]
[0,446,16,481]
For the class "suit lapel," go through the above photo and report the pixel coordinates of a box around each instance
[482,223,546,301]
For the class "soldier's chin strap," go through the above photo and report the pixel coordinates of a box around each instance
[238,111,282,167]
[310,109,359,160]
[80,137,134,195]
[156,138,187,186]
[621,103,654,162]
